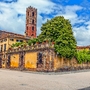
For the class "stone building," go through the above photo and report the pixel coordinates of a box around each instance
[0,30,29,68]
[6,43,55,71]
[0,6,90,71]
[0,6,37,68]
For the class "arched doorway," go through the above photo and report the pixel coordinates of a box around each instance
[19,53,24,70]
[37,52,43,70]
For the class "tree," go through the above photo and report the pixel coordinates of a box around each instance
[38,16,77,59]
[76,50,90,64]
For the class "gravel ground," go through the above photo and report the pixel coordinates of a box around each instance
[0,69,90,90]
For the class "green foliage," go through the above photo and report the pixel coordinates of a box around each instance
[11,42,23,47]
[38,16,77,59]
[76,50,90,64]
[27,38,39,46]
[11,42,27,48]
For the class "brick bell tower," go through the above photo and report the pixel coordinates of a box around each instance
[25,6,37,38]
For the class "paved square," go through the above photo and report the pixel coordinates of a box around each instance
[0,69,90,90]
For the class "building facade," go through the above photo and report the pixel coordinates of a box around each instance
[0,30,29,68]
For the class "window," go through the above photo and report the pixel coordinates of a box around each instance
[32,12,34,16]
[1,45,3,52]
[3,55,6,58]
[16,40,23,42]
[4,44,6,51]
[32,26,34,31]
[32,20,34,24]
[20,40,23,42]
[27,26,28,30]
[16,40,19,42]
[10,39,14,41]
[28,12,29,16]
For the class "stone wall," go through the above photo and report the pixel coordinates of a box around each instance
[54,56,90,71]
[5,43,54,71]
[1,43,90,71]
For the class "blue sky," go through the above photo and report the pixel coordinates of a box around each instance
[0,0,90,46]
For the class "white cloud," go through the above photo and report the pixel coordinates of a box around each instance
[0,0,90,46]
[73,26,89,46]
[56,5,83,24]
[0,0,56,35]
[55,5,90,46]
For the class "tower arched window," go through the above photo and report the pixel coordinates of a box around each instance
[32,20,34,24]
[27,26,28,30]
[28,12,29,16]
[32,12,34,16]
[32,26,34,31]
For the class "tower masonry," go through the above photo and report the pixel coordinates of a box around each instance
[25,6,37,38]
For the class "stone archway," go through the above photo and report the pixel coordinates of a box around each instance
[19,52,25,70]
[37,52,43,70]
[7,55,11,68]
[37,50,54,71]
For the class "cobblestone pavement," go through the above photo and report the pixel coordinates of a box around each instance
[0,69,90,90]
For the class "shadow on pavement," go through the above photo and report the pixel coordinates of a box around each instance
[78,86,90,90]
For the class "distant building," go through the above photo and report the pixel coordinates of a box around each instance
[77,45,90,51]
